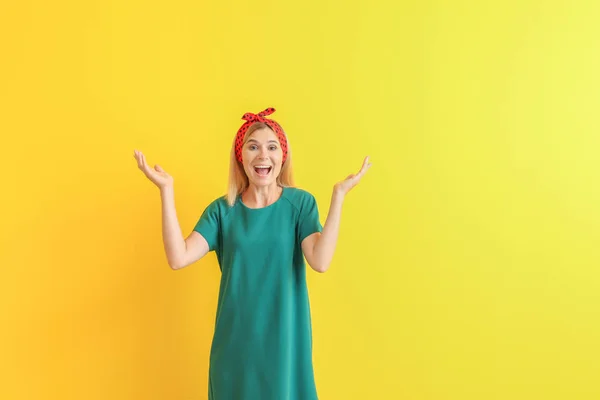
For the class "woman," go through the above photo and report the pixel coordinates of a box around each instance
[133,107,371,399]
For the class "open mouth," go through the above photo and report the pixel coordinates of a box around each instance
[254,166,272,177]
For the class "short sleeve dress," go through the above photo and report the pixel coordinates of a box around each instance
[193,186,323,400]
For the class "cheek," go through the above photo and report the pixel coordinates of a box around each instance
[241,158,251,172]
[274,152,283,165]
[241,151,255,166]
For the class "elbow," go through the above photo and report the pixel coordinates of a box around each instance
[307,252,332,273]
[310,262,330,273]
[168,257,185,270]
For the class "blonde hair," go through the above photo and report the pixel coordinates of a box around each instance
[226,122,295,206]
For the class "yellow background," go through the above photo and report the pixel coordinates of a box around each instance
[1,1,599,399]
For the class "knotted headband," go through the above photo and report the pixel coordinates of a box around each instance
[234,107,288,164]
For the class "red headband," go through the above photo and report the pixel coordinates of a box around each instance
[234,107,288,164]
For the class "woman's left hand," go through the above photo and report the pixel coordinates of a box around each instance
[334,156,372,197]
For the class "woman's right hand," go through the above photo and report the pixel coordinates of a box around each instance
[133,149,174,190]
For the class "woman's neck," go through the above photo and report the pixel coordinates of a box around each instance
[242,184,283,208]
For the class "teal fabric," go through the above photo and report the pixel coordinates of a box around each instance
[194,187,323,400]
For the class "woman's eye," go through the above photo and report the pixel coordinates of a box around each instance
[269,146,277,151]
[249,145,257,150]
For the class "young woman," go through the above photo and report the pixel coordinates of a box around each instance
[133,107,371,399]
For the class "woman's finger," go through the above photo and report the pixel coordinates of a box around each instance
[358,157,371,177]
[362,156,370,171]
[142,154,152,176]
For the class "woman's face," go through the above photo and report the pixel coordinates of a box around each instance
[242,127,283,188]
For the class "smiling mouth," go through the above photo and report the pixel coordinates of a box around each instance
[254,166,272,176]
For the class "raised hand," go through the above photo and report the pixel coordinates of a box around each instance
[334,156,372,197]
[133,149,174,190]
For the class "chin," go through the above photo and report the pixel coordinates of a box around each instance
[252,180,275,187]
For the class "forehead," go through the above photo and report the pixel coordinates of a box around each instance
[245,127,280,143]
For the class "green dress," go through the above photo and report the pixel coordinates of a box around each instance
[194,186,323,400]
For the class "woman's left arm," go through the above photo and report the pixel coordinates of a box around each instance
[302,157,372,273]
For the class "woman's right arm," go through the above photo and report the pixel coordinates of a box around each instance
[134,149,210,270]
[160,186,210,270]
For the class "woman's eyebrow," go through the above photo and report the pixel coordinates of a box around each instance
[246,139,279,144]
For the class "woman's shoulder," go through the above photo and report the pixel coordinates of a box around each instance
[283,186,313,198]
[282,186,317,208]
[201,194,231,215]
